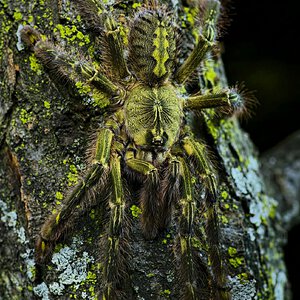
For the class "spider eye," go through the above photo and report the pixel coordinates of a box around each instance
[152,135,163,145]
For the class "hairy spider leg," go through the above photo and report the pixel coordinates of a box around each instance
[185,91,231,110]
[35,128,113,263]
[101,154,129,300]
[125,150,161,239]
[160,158,180,229]
[182,137,230,300]
[21,26,119,99]
[185,87,248,119]
[175,156,211,300]
[174,0,221,84]
[74,0,129,80]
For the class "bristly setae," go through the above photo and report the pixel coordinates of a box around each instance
[21,0,248,299]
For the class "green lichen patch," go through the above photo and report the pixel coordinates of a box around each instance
[29,53,43,75]
[54,24,90,47]
[130,204,142,218]
[67,164,79,186]
[55,191,64,200]
[43,101,50,109]
[229,256,245,269]
[19,108,34,125]
[228,246,237,257]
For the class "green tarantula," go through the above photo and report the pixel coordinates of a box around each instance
[21,0,247,299]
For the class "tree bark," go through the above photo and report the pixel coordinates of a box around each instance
[0,0,292,299]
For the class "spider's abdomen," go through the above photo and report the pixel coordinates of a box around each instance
[125,85,183,151]
[128,10,176,86]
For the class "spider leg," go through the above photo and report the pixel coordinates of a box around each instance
[74,0,130,79]
[160,158,180,229]
[125,150,161,239]
[20,26,119,99]
[182,137,230,300]
[185,91,230,110]
[174,0,221,84]
[35,128,114,263]
[101,153,128,299]
[176,156,210,300]
[185,88,247,117]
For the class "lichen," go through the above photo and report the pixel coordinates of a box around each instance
[33,237,96,299]
[130,204,142,218]
[0,200,36,294]
[33,282,50,300]
[55,191,64,200]
[54,24,90,46]
[29,53,43,75]
[67,164,79,186]
[19,108,34,125]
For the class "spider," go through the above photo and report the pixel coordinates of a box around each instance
[21,0,246,299]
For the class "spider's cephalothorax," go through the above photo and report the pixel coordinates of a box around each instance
[21,0,246,299]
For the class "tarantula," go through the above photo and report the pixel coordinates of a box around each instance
[21,0,246,299]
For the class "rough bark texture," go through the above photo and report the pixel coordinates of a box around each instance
[0,0,294,299]
[261,131,300,231]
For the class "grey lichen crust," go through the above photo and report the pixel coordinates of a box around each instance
[0,0,289,299]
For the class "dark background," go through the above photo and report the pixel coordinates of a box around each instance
[222,0,299,298]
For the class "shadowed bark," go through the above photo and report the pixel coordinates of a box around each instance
[0,0,295,299]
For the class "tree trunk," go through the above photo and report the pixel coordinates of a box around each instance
[0,0,292,299]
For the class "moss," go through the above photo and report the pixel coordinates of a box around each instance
[224,203,230,209]
[44,101,51,109]
[205,118,219,139]
[160,289,171,297]
[220,215,228,224]
[55,191,64,200]
[228,246,237,257]
[191,237,201,249]
[89,209,95,220]
[229,257,245,269]
[130,205,142,218]
[221,190,228,200]
[183,7,197,27]
[67,164,79,186]
[28,15,34,23]
[132,3,141,9]
[19,108,34,124]
[29,54,43,75]
[55,24,90,46]
[13,11,23,21]
[237,272,249,283]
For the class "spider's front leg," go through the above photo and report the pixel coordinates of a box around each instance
[182,137,230,300]
[73,0,129,80]
[20,26,120,101]
[175,0,221,84]
[35,128,113,263]
[185,87,247,117]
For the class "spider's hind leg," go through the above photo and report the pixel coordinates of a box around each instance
[100,153,129,299]
[182,137,230,300]
[172,156,212,300]
[35,128,114,263]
